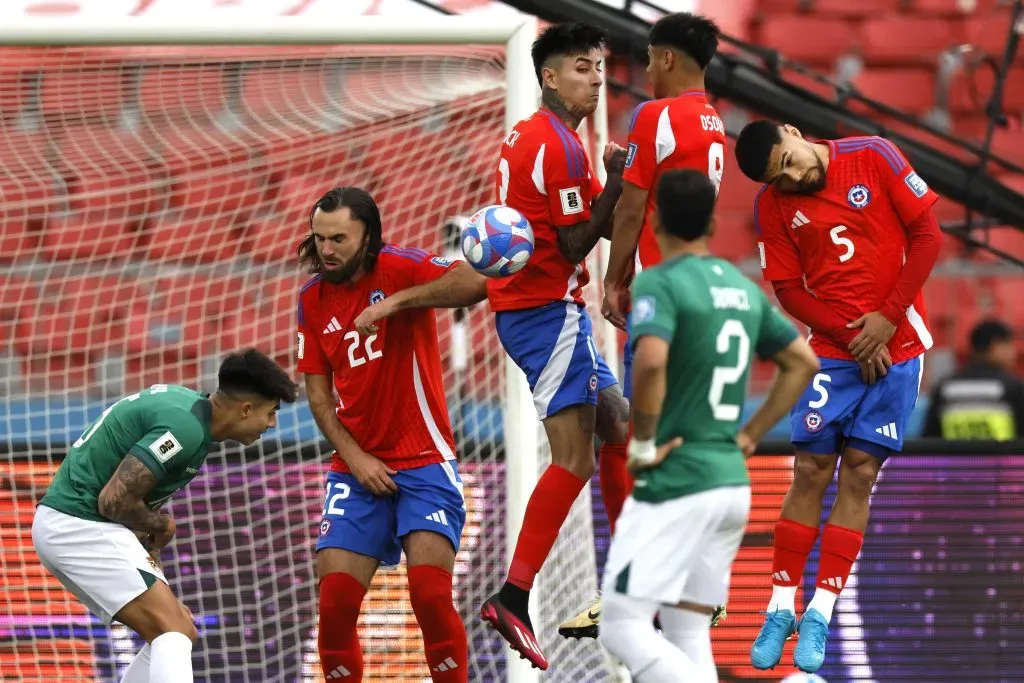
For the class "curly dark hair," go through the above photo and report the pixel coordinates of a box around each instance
[217,348,298,404]
[297,186,384,275]
[530,23,608,87]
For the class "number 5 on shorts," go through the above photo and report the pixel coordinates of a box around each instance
[323,482,350,517]
[809,373,831,409]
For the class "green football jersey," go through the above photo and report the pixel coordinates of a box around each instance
[39,385,214,522]
[629,254,798,502]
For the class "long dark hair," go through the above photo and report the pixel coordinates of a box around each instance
[297,186,384,275]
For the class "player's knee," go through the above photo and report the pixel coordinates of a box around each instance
[838,459,879,499]
[319,572,365,625]
[598,593,657,663]
[407,565,456,623]
[792,455,835,496]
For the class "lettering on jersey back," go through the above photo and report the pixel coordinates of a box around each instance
[710,287,751,312]
[503,129,521,148]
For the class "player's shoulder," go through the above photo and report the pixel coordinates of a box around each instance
[379,243,431,267]
[628,98,671,134]
[752,184,783,232]
[833,135,908,173]
[299,274,323,299]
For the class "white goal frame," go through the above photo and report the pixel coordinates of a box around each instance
[0,13,620,683]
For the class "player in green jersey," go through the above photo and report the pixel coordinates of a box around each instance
[33,348,297,683]
[597,170,819,682]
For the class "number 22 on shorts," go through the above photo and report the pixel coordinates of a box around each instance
[323,482,351,517]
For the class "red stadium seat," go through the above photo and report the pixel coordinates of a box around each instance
[144,210,242,263]
[55,126,166,222]
[709,213,759,263]
[804,0,903,17]
[717,152,763,214]
[908,0,998,14]
[949,66,1024,116]
[754,17,852,65]
[40,213,138,261]
[56,275,141,352]
[859,17,960,65]
[964,13,1021,62]
[0,133,61,259]
[14,303,91,392]
[849,70,936,115]
[138,66,228,121]
[39,69,124,123]
[239,66,332,123]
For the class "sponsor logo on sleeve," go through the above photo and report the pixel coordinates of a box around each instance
[559,187,583,215]
[430,256,453,268]
[625,142,637,169]
[904,171,928,198]
[149,431,182,462]
[634,295,656,323]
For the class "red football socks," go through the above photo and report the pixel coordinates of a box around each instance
[771,518,820,586]
[507,464,587,591]
[408,565,468,683]
[318,572,366,680]
[816,523,864,594]
[599,441,632,533]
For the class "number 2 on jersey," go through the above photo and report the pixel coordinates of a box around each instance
[708,320,750,421]
[345,330,383,368]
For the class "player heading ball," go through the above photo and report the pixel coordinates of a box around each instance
[33,348,297,683]
[296,186,489,683]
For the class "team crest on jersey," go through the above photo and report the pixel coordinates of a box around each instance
[589,374,598,392]
[369,289,386,305]
[847,184,871,209]
[320,518,332,536]
[804,410,825,433]
[904,171,929,198]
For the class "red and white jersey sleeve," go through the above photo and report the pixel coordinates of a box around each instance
[754,186,803,282]
[866,138,939,224]
[296,245,457,472]
[487,108,600,311]
[623,91,727,269]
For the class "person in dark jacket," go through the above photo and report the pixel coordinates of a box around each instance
[924,319,1023,440]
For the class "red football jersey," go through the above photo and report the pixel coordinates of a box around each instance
[487,108,603,311]
[623,90,727,269]
[296,245,458,472]
[756,136,938,364]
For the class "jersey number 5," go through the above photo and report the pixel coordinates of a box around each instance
[830,225,855,262]
[709,319,750,421]
[345,330,383,368]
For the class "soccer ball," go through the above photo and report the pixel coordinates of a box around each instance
[460,205,534,278]
[781,674,828,683]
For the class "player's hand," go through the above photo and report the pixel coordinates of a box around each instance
[603,142,628,176]
[150,515,176,550]
[737,430,757,458]
[347,450,399,496]
[846,311,897,362]
[858,346,893,385]
[602,282,630,330]
[354,299,396,336]
[627,437,683,475]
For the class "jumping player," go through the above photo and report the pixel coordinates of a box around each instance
[734,121,942,672]
[562,11,727,640]
[598,168,819,683]
[480,23,631,669]
[33,349,298,683]
[297,187,488,683]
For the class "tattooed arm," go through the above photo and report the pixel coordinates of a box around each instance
[97,455,174,543]
[556,173,624,263]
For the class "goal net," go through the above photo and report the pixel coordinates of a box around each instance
[0,15,617,683]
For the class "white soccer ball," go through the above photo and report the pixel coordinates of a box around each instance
[460,204,535,278]
[781,674,828,683]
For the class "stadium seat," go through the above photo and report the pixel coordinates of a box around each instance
[39,69,125,123]
[718,152,763,214]
[803,0,903,17]
[754,16,851,65]
[849,70,936,116]
[239,65,334,123]
[14,303,92,392]
[949,65,1024,116]
[964,13,1021,61]
[909,0,998,14]
[709,214,759,263]
[144,210,242,263]
[138,65,229,121]
[0,133,61,259]
[859,17,959,65]
[40,213,138,261]
[57,275,140,352]
[55,126,166,222]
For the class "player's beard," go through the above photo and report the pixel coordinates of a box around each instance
[319,240,368,284]
[797,158,828,193]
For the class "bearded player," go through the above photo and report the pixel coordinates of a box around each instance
[33,349,297,683]
[479,23,630,669]
[298,187,489,683]
[599,169,819,683]
[561,11,728,640]
[734,122,942,672]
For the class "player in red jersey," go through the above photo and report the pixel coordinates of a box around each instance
[734,122,942,673]
[480,23,631,669]
[296,187,488,683]
[557,12,727,642]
